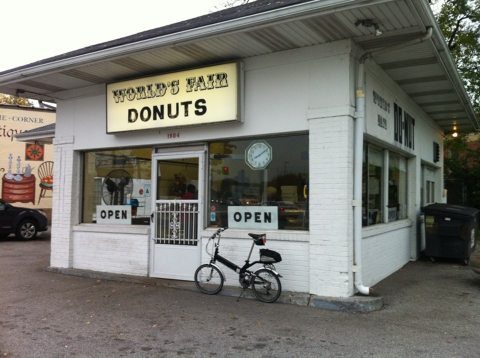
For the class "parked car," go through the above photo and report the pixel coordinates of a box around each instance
[470,245,480,274]
[0,199,48,240]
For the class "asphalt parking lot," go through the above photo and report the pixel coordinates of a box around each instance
[1,234,479,357]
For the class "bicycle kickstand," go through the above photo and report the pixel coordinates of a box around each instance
[237,288,247,302]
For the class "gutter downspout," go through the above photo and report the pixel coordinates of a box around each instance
[354,60,369,295]
[353,27,433,296]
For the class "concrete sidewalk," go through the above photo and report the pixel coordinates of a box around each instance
[48,265,383,313]
[1,236,479,357]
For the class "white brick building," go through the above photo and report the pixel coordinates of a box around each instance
[0,0,477,299]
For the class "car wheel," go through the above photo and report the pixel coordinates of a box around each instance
[16,220,38,240]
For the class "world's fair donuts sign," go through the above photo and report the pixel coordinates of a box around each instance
[106,63,241,133]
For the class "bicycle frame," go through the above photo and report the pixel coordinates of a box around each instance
[208,229,279,277]
[195,227,283,303]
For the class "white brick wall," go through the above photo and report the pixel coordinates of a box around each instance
[308,115,354,297]
[72,229,149,276]
[47,41,380,297]
[50,137,75,269]
[199,231,310,293]
[362,223,411,286]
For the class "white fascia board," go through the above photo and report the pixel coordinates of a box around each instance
[15,130,55,142]
[0,0,391,85]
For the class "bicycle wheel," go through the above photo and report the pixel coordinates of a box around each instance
[194,264,224,295]
[252,268,282,303]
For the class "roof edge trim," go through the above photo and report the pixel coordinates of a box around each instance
[0,0,389,85]
[410,0,479,131]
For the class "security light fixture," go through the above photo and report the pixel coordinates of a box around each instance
[452,124,458,138]
[355,19,383,36]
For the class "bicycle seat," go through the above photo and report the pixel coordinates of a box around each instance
[248,233,266,245]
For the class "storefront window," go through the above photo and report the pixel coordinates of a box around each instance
[82,148,152,225]
[208,134,308,230]
[388,153,407,221]
[363,144,384,226]
[422,167,437,206]
[425,180,435,205]
[363,143,409,226]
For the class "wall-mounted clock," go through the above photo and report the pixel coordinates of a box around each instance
[245,140,272,170]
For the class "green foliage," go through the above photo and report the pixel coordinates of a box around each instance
[435,0,480,116]
[0,93,32,107]
[433,1,480,207]
[445,135,480,207]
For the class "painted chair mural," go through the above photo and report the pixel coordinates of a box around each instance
[37,161,54,204]
[0,106,56,209]
[1,149,54,207]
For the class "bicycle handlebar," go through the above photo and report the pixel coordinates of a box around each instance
[206,227,227,257]
[211,227,226,237]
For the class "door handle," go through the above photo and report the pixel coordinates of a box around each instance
[150,212,154,223]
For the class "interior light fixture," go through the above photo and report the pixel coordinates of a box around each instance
[355,19,383,36]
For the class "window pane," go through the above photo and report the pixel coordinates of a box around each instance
[388,153,407,221]
[362,145,368,226]
[82,148,152,225]
[430,182,435,203]
[208,135,308,231]
[426,180,435,204]
[366,145,384,225]
[155,158,198,200]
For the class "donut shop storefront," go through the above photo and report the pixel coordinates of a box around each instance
[80,61,311,288]
[0,0,477,299]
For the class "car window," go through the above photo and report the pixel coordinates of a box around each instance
[0,202,5,211]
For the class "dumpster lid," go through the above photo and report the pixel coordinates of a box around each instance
[424,203,479,217]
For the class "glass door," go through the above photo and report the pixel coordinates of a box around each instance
[150,151,204,280]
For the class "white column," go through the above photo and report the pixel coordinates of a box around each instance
[383,149,389,223]
[308,114,355,297]
[50,136,76,268]
[408,156,420,259]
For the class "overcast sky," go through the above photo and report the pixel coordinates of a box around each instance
[0,0,227,72]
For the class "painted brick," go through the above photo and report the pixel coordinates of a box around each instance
[72,232,149,276]
[50,141,75,268]
[362,226,411,286]
[308,115,354,297]
[199,236,309,293]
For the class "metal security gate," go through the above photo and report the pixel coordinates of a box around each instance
[150,150,204,280]
[154,201,198,245]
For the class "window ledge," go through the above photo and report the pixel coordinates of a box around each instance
[73,224,150,235]
[362,219,412,238]
[201,228,309,242]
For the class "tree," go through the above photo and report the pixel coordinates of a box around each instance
[0,93,32,107]
[432,0,480,116]
[444,134,480,207]
[429,1,480,207]
[215,0,251,10]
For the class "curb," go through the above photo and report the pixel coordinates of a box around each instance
[46,267,383,313]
